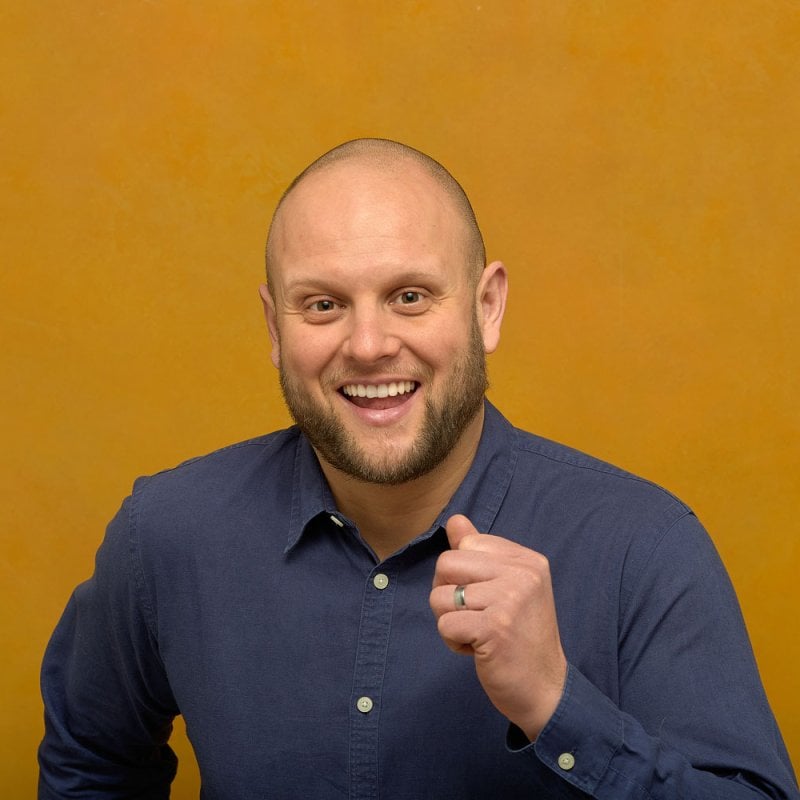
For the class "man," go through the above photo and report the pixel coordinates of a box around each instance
[39,139,798,799]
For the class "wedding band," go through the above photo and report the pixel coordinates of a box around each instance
[453,584,467,610]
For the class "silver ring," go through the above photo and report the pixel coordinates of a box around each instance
[454,585,467,610]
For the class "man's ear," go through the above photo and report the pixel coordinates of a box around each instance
[476,261,508,354]
[258,284,281,369]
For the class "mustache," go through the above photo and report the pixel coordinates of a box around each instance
[323,364,432,387]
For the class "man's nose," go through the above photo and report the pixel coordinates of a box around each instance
[341,307,402,363]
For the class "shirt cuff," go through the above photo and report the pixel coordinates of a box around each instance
[507,663,623,796]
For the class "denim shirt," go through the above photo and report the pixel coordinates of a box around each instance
[39,401,798,799]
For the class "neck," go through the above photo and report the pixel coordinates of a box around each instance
[317,407,485,561]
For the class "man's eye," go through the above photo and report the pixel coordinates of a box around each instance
[390,289,431,315]
[309,299,337,312]
[302,298,344,322]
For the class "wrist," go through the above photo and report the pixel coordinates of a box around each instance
[517,660,568,742]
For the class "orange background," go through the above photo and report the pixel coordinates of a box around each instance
[2,2,798,796]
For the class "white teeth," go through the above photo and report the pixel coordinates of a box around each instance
[342,381,416,398]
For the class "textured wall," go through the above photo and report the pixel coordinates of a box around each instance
[2,2,797,796]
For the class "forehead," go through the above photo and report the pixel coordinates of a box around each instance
[269,159,469,281]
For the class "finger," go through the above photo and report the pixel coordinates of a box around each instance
[431,548,507,588]
[429,582,488,618]
[445,515,534,557]
[436,609,485,652]
[456,531,531,556]
[439,634,475,656]
[432,542,531,588]
[444,514,480,550]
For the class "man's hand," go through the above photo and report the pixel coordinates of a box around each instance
[429,514,568,742]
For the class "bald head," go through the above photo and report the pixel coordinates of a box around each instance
[265,139,486,292]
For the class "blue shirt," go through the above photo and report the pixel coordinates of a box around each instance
[39,402,798,799]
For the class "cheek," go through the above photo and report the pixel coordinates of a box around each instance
[415,320,474,371]
[280,332,338,381]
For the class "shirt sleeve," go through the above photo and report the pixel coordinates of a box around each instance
[38,491,179,799]
[513,513,799,800]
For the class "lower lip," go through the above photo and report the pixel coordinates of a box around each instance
[337,389,419,426]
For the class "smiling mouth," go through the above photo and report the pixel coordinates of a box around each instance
[340,381,418,410]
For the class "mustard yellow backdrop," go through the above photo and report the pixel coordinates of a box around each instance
[2,2,798,796]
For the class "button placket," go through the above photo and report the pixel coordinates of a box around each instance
[349,568,398,798]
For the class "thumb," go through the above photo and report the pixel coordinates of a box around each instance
[445,514,480,550]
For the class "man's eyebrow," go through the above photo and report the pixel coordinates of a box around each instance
[387,270,445,286]
[283,270,445,294]
[283,276,329,292]
[279,275,341,297]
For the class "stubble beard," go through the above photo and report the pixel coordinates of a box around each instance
[279,316,488,485]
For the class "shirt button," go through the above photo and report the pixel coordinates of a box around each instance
[356,696,374,713]
[373,573,389,590]
[558,753,576,771]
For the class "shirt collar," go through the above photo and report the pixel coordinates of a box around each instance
[284,432,339,553]
[431,399,517,536]
[284,399,518,552]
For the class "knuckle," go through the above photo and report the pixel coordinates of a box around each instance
[437,614,456,638]
[436,550,457,573]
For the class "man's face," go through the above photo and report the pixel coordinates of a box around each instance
[263,160,499,485]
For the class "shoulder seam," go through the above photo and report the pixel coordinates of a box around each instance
[513,436,690,511]
[138,432,288,482]
[619,509,698,624]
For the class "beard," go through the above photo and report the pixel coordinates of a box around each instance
[279,315,488,485]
